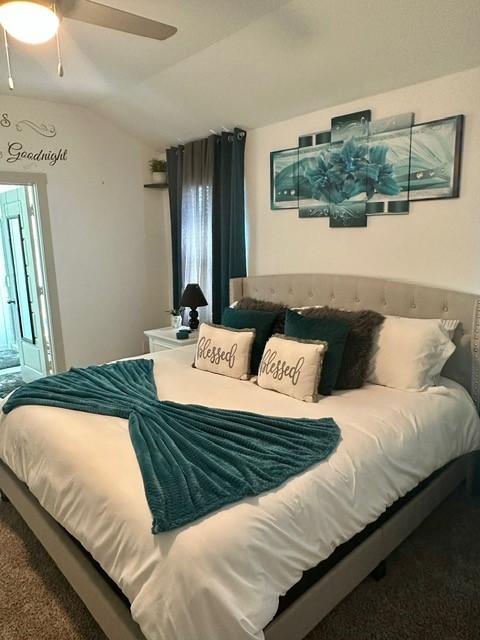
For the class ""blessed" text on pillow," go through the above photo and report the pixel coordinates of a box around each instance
[196,337,237,369]
[259,349,304,386]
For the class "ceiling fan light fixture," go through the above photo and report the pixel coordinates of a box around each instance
[0,1,59,45]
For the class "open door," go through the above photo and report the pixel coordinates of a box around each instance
[0,187,48,382]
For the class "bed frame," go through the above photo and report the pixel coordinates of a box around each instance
[1,273,479,640]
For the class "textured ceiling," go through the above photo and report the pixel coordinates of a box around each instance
[1,0,479,150]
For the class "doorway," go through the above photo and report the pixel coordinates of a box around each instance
[0,181,56,396]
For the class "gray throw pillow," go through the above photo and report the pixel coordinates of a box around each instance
[235,297,288,334]
[298,307,385,389]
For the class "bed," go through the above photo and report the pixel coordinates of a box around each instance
[1,273,479,640]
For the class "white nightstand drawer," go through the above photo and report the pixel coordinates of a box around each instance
[150,340,174,353]
[144,327,197,353]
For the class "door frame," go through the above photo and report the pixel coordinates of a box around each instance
[0,171,65,373]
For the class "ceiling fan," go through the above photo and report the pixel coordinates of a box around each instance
[0,1,178,89]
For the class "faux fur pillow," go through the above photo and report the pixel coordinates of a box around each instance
[298,306,385,389]
[235,297,288,334]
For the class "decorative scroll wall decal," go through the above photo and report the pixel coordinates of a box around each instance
[0,112,68,168]
[15,119,57,137]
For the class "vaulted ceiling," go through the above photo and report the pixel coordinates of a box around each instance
[1,0,479,150]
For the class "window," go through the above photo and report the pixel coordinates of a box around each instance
[181,184,212,321]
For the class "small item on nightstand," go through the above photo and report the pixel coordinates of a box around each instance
[177,329,191,340]
[180,283,208,331]
[167,307,184,329]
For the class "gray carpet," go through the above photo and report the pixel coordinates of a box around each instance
[0,487,479,640]
[0,372,24,398]
[0,349,20,370]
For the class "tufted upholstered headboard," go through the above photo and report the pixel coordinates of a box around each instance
[230,274,480,411]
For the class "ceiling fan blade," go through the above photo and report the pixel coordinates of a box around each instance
[59,0,177,41]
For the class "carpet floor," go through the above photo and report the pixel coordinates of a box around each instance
[0,372,24,399]
[0,349,20,370]
[0,487,479,640]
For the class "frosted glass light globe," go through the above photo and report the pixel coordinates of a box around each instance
[0,1,59,45]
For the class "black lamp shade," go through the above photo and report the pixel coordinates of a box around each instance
[180,284,208,330]
[180,283,208,309]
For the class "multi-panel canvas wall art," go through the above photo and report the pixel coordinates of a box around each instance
[409,116,463,201]
[270,147,299,209]
[270,109,463,227]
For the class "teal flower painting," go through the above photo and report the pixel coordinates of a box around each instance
[302,138,400,206]
[270,110,463,226]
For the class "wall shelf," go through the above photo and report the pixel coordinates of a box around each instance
[144,183,168,189]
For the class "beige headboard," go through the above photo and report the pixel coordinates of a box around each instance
[230,274,480,410]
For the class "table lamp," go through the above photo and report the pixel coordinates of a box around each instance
[180,283,208,331]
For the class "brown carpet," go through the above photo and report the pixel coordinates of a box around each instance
[1,487,479,640]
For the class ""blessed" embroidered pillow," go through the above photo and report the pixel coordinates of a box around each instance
[194,323,255,380]
[257,334,328,402]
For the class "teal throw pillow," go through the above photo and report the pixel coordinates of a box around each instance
[284,309,350,395]
[222,307,278,374]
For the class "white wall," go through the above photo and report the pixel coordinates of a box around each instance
[0,94,171,368]
[246,66,480,294]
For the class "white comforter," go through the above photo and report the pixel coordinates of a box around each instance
[1,346,479,640]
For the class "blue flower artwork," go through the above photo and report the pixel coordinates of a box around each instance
[270,110,463,227]
[298,124,413,224]
[301,138,402,205]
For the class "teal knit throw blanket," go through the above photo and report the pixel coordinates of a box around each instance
[3,359,341,533]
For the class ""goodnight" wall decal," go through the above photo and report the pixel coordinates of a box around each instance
[0,113,69,167]
[4,142,68,166]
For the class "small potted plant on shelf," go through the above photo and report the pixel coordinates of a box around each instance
[167,307,184,329]
[149,159,167,184]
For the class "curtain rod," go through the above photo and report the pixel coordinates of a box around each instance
[173,127,246,148]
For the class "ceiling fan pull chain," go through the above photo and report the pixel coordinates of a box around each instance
[55,31,64,77]
[53,3,64,78]
[2,28,14,90]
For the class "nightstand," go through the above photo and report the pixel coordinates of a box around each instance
[144,327,198,353]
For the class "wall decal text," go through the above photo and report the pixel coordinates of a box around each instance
[6,142,68,166]
[0,113,68,167]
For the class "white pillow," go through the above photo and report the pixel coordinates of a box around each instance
[257,334,328,402]
[440,318,459,339]
[368,316,455,391]
[194,323,254,380]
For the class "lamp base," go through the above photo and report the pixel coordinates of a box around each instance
[188,307,199,331]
